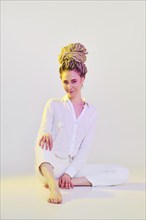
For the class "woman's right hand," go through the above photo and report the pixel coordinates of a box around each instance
[39,133,53,151]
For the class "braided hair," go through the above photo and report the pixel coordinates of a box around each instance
[58,43,88,78]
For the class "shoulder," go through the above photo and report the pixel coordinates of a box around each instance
[86,102,98,120]
[87,103,97,111]
[86,102,97,113]
[45,97,63,108]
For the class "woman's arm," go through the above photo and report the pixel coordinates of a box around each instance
[35,99,54,149]
[65,112,97,178]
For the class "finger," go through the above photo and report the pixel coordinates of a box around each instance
[43,136,48,149]
[71,182,74,188]
[40,140,44,149]
[43,135,46,143]
[40,136,45,148]
[58,179,60,187]
[68,182,72,189]
[61,182,64,189]
[41,140,45,149]
[65,182,69,189]
[65,181,69,189]
[58,179,61,187]
[67,180,73,189]
[61,180,65,189]
[58,178,61,187]
[60,179,63,188]
[39,137,43,147]
[49,135,53,150]
[68,182,71,189]
[45,136,50,150]
[70,182,74,188]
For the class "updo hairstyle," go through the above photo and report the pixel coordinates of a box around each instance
[58,43,88,78]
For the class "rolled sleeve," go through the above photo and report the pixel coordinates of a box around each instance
[65,166,77,178]
[35,99,54,144]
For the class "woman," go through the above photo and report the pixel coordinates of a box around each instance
[35,43,129,204]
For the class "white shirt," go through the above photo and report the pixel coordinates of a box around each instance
[36,94,97,178]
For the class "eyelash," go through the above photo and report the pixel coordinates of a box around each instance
[64,81,77,84]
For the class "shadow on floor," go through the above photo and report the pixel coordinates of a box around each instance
[106,182,145,191]
[61,186,114,204]
[57,182,145,204]
[38,182,145,205]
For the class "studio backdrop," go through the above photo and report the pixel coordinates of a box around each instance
[1,1,145,176]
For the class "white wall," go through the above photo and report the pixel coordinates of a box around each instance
[1,1,145,176]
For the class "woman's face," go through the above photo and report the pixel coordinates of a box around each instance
[61,70,85,99]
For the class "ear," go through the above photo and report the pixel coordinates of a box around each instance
[81,77,85,85]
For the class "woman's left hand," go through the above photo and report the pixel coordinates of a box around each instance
[58,173,74,189]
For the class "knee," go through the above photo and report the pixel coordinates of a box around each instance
[39,162,54,176]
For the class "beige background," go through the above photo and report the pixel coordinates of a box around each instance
[1,1,145,176]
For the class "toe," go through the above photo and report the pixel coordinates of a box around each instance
[48,198,51,203]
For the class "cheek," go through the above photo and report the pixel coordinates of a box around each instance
[64,85,67,90]
[62,84,67,91]
[76,82,82,89]
[62,83,67,88]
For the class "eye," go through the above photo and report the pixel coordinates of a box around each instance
[72,80,77,84]
[63,80,68,85]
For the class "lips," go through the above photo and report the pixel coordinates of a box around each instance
[68,90,74,93]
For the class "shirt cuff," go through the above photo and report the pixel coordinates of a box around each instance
[65,166,76,178]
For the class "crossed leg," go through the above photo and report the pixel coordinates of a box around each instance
[40,162,129,204]
[40,162,62,204]
[40,162,92,204]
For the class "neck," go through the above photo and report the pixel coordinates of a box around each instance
[68,93,84,105]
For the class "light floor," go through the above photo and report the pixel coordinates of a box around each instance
[1,169,145,220]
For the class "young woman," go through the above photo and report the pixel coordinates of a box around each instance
[35,43,129,204]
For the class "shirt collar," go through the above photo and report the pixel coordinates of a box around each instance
[62,94,89,106]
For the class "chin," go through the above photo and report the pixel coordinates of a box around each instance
[67,93,74,99]
[68,94,73,98]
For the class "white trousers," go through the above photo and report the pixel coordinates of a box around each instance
[35,148,129,187]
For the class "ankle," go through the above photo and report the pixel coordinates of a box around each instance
[47,179,58,190]
[50,184,59,191]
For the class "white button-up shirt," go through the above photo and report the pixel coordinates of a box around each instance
[35,94,97,178]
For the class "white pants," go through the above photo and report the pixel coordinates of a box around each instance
[35,148,129,187]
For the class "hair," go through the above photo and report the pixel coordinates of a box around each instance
[58,43,88,78]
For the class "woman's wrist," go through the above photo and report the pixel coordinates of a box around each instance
[64,173,72,179]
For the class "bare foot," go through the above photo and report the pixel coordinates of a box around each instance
[40,163,62,204]
[48,186,62,204]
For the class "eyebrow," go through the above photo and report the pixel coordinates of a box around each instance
[63,79,77,82]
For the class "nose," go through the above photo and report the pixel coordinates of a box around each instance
[67,83,73,90]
